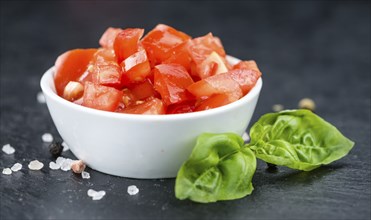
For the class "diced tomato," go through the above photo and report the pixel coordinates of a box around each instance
[188,33,226,64]
[114,28,144,63]
[163,40,192,71]
[99,27,122,48]
[153,64,195,106]
[82,82,122,111]
[119,88,137,108]
[119,98,165,115]
[54,49,97,96]
[91,62,122,89]
[195,94,232,111]
[233,60,260,72]
[188,33,226,79]
[92,48,117,63]
[129,79,157,100]
[120,49,151,84]
[228,69,261,95]
[166,100,196,114]
[187,72,243,101]
[198,51,229,78]
[141,24,191,65]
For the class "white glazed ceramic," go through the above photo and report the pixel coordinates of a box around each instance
[40,56,262,179]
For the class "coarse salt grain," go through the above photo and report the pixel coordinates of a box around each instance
[37,91,46,103]
[28,160,44,170]
[71,160,86,174]
[82,171,90,179]
[61,158,74,171]
[87,189,106,200]
[2,144,15,155]
[42,133,53,143]
[56,157,66,166]
[49,161,61,170]
[11,163,22,172]
[127,185,139,195]
[242,132,250,142]
[62,141,70,151]
[2,168,12,175]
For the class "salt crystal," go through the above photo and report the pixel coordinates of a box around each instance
[28,160,44,170]
[2,144,15,154]
[2,168,12,175]
[37,91,46,103]
[242,132,250,142]
[127,185,139,195]
[92,191,106,200]
[49,161,61,170]
[82,171,90,179]
[56,157,66,166]
[11,163,22,172]
[62,142,70,151]
[87,189,97,197]
[87,189,106,200]
[42,133,53,142]
[61,158,74,171]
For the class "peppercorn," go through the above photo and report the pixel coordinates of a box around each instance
[49,141,63,158]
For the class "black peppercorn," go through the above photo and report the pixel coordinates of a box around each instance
[49,141,63,158]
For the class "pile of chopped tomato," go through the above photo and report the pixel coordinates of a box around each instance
[54,24,262,115]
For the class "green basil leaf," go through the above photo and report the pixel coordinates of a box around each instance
[175,133,256,203]
[248,109,355,171]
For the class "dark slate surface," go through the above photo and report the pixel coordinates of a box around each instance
[0,1,370,220]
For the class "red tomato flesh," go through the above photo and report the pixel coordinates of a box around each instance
[141,24,191,65]
[114,28,144,63]
[82,82,122,111]
[99,27,122,48]
[154,64,194,106]
[195,94,232,111]
[54,49,97,96]
[119,98,165,115]
[120,49,151,84]
[228,69,261,95]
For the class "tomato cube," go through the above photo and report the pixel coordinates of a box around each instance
[91,62,122,89]
[99,27,123,48]
[228,69,261,95]
[141,24,191,65]
[163,40,192,71]
[195,94,232,111]
[120,98,165,115]
[82,82,122,111]
[187,72,242,101]
[154,64,195,106]
[129,79,157,100]
[114,28,144,63]
[233,60,260,72]
[166,100,196,114]
[54,49,97,96]
[120,49,151,84]
[198,51,229,79]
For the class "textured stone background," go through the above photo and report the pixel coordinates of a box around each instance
[1,1,370,219]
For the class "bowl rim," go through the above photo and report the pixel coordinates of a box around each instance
[40,55,263,122]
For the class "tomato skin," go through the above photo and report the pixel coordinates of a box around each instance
[120,49,151,84]
[187,73,243,101]
[153,64,195,106]
[228,69,261,95]
[91,62,122,89]
[114,28,144,63]
[82,82,122,111]
[54,49,97,96]
[141,24,191,65]
[99,27,122,48]
[119,97,165,115]
[233,60,260,72]
[195,94,232,111]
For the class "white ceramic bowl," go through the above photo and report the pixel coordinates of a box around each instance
[40,56,262,179]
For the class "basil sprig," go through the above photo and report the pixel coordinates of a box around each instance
[175,109,355,203]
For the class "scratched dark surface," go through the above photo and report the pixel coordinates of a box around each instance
[0,1,370,220]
